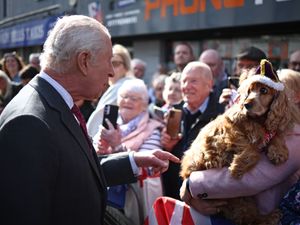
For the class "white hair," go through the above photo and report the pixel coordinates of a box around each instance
[117,79,149,104]
[131,58,147,68]
[182,61,213,81]
[40,15,110,73]
[29,53,41,63]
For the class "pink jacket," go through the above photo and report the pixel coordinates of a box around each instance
[189,124,300,214]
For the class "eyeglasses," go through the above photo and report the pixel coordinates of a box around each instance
[119,94,142,102]
[112,60,124,67]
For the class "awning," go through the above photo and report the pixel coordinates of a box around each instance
[0,15,59,49]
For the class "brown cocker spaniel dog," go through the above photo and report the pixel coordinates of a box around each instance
[180,60,300,225]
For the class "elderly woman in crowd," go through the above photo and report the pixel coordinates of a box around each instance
[1,52,24,83]
[95,79,164,225]
[87,44,133,138]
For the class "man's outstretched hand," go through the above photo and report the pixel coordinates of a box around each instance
[133,149,180,174]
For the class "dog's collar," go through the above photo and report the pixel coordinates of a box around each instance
[258,130,276,151]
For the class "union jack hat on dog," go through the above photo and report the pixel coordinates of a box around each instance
[242,59,284,91]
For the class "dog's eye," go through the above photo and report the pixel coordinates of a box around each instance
[260,87,268,94]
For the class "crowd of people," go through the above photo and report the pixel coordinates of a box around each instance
[0,14,300,225]
[0,52,41,113]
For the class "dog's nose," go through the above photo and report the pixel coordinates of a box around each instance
[244,102,252,110]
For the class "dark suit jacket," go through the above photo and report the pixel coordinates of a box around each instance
[0,76,136,225]
[162,91,224,199]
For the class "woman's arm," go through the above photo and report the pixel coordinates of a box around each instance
[188,135,300,199]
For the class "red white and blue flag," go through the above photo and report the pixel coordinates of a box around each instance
[145,197,233,225]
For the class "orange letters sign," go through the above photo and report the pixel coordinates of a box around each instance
[145,0,244,20]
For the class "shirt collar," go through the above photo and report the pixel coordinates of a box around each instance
[39,71,74,109]
[183,96,210,114]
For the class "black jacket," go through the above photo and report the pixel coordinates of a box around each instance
[0,76,136,225]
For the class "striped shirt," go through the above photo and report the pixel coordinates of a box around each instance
[139,129,162,152]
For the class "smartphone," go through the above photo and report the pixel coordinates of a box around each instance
[227,76,240,89]
[102,104,119,129]
[153,105,166,121]
[166,108,182,139]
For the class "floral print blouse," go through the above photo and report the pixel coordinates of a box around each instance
[280,179,300,225]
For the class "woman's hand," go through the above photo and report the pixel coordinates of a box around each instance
[100,119,121,148]
[97,119,122,154]
[97,139,111,155]
[180,179,227,216]
[189,198,227,216]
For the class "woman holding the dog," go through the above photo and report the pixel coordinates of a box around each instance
[180,64,300,224]
[147,63,300,225]
[277,69,300,225]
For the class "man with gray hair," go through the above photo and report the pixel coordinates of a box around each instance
[161,61,223,199]
[0,15,179,225]
[29,52,41,71]
[131,58,146,79]
[199,49,228,96]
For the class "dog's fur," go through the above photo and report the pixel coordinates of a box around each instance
[180,75,300,225]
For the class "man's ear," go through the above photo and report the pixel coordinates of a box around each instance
[77,51,91,76]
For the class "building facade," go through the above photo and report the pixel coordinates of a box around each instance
[0,0,99,63]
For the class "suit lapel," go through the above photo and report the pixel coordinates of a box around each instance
[29,76,104,185]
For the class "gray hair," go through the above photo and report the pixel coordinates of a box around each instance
[182,61,213,82]
[131,58,147,68]
[29,53,41,63]
[40,15,110,73]
[117,79,149,105]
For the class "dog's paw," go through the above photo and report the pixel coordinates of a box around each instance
[204,161,213,169]
[267,146,288,165]
[204,159,221,169]
[229,167,244,179]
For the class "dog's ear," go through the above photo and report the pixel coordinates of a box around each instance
[265,91,291,131]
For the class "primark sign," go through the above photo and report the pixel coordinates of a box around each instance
[0,16,58,49]
[101,0,300,37]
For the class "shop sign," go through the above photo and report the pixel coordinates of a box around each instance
[0,16,58,49]
[100,0,299,37]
